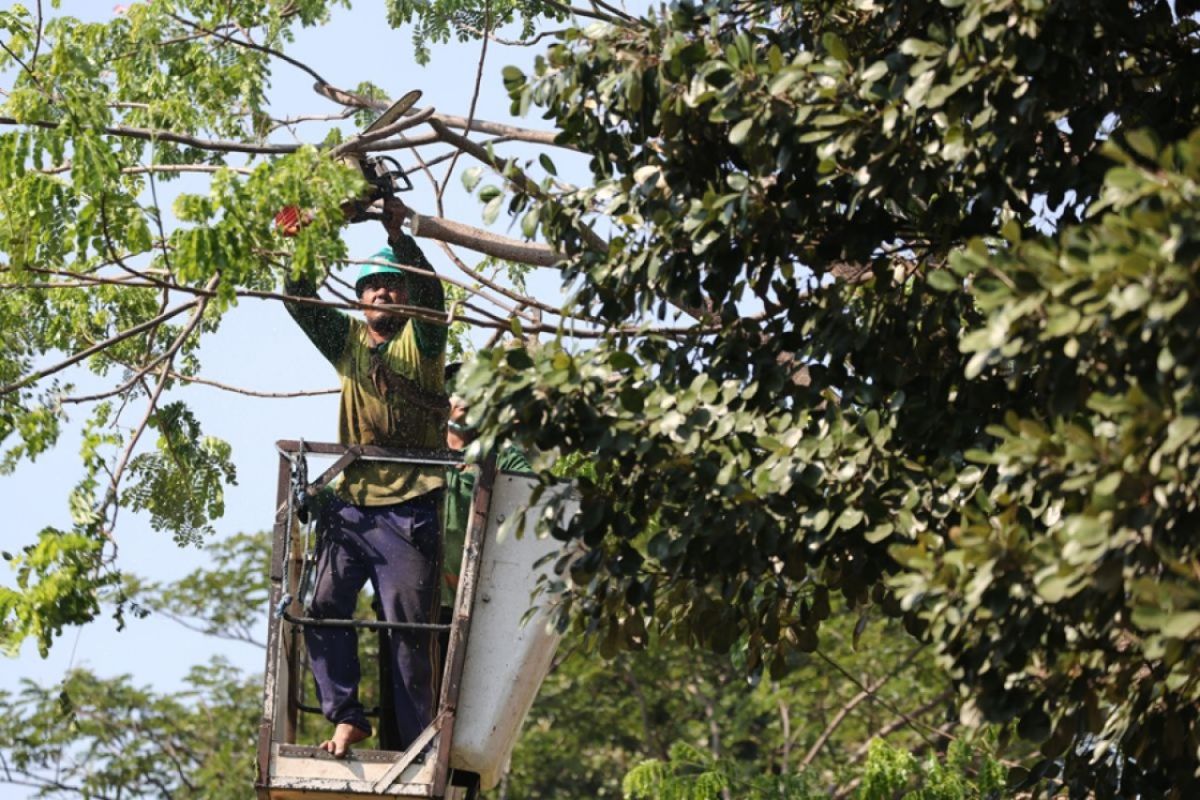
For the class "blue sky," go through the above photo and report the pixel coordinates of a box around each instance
[0,3,578,784]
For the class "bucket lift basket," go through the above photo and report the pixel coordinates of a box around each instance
[256,440,564,800]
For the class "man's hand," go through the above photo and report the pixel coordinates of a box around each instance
[382,198,411,242]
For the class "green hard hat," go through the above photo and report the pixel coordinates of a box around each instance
[354,248,407,296]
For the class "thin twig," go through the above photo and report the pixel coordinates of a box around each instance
[311,82,567,148]
[0,116,301,155]
[168,12,331,86]
[800,652,914,767]
[539,0,622,23]
[101,275,219,516]
[457,24,567,47]
[329,106,437,157]
[37,162,254,176]
[846,688,954,765]
[590,0,636,22]
[166,372,338,399]
[31,0,43,73]
[439,0,490,207]
[814,648,945,751]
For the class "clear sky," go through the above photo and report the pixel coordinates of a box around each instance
[0,4,576,790]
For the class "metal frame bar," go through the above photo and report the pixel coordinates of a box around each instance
[429,453,498,797]
[257,439,491,799]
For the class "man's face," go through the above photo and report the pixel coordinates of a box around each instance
[447,397,471,451]
[359,274,407,332]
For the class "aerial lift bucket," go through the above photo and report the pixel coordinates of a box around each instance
[255,441,573,799]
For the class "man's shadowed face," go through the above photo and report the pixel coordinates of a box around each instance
[359,274,408,337]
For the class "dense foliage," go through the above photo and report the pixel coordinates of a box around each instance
[457,1,1200,794]
[2,0,1199,794]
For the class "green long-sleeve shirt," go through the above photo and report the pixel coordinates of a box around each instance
[285,235,449,506]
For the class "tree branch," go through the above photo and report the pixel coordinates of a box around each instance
[0,301,199,397]
[311,82,567,148]
[0,116,300,155]
[800,663,902,767]
[167,12,331,87]
[166,372,338,399]
[101,275,220,518]
[439,0,491,206]
[410,211,561,267]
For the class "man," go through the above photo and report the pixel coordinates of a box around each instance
[284,198,447,758]
[441,363,531,608]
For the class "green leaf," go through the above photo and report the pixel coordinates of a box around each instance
[1162,612,1200,640]
[926,269,959,292]
[462,166,484,192]
[729,118,754,146]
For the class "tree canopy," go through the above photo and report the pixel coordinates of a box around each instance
[2,0,1199,796]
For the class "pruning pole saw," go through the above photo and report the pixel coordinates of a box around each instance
[274,90,422,235]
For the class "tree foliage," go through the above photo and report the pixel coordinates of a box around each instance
[509,606,966,798]
[457,1,1200,794]
[0,530,269,799]
[2,0,1199,794]
[1,532,1003,800]
[0,660,260,799]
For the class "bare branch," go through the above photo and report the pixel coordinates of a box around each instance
[142,605,265,649]
[846,688,954,765]
[167,372,338,399]
[101,275,220,516]
[428,119,607,254]
[311,82,567,148]
[590,0,636,22]
[410,211,561,267]
[32,162,255,177]
[355,131,441,153]
[800,664,903,767]
[330,106,437,157]
[539,0,623,23]
[0,116,300,155]
[814,648,946,752]
[439,1,491,206]
[31,0,43,73]
[457,24,568,47]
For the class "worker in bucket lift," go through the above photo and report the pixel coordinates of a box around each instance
[284,197,448,758]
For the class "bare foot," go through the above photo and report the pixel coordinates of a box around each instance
[319,722,370,758]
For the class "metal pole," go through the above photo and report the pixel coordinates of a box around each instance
[430,454,499,798]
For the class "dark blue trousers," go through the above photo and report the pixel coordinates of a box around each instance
[305,491,442,749]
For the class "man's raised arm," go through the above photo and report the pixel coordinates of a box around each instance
[283,267,351,366]
[383,200,446,360]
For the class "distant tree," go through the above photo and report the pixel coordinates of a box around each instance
[1,532,1002,800]
[508,607,978,799]
[0,532,269,799]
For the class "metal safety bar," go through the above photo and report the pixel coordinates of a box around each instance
[258,438,497,800]
[280,612,451,632]
[272,439,464,632]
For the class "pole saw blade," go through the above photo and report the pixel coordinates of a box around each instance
[363,89,423,135]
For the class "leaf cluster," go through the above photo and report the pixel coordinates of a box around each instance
[458,0,1200,792]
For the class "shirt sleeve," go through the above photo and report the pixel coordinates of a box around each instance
[390,232,447,360]
[284,271,350,366]
[498,446,533,474]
